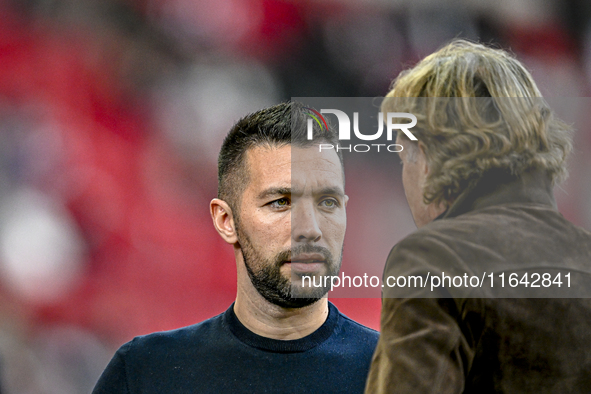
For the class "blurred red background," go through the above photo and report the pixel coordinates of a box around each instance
[0,0,589,392]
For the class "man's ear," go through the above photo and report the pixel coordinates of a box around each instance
[210,198,238,244]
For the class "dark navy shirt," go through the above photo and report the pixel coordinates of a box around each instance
[93,302,379,393]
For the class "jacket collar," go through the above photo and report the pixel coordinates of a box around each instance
[441,168,557,220]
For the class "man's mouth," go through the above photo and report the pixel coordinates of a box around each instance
[287,253,326,274]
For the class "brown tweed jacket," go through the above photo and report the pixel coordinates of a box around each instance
[365,169,591,393]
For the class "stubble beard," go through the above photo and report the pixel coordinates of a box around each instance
[237,228,341,309]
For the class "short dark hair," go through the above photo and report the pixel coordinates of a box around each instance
[217,101,342,213]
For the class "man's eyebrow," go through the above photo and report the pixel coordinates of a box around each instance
[257,187,291,200]
[315,187,345,197]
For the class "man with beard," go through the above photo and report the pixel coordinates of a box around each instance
[93,102,379,394]
[365,40,591,393]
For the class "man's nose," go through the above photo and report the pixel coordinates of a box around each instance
[292,201,322,243]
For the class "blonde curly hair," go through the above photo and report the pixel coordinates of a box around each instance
[382,40,572,208]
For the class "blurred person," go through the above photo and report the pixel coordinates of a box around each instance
[365,40,591,393]
[93,102,379,393]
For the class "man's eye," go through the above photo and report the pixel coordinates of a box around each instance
[320,198,338,208]
[270,198,290,208]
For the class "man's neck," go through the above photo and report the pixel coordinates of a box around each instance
[233,289,329,341]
